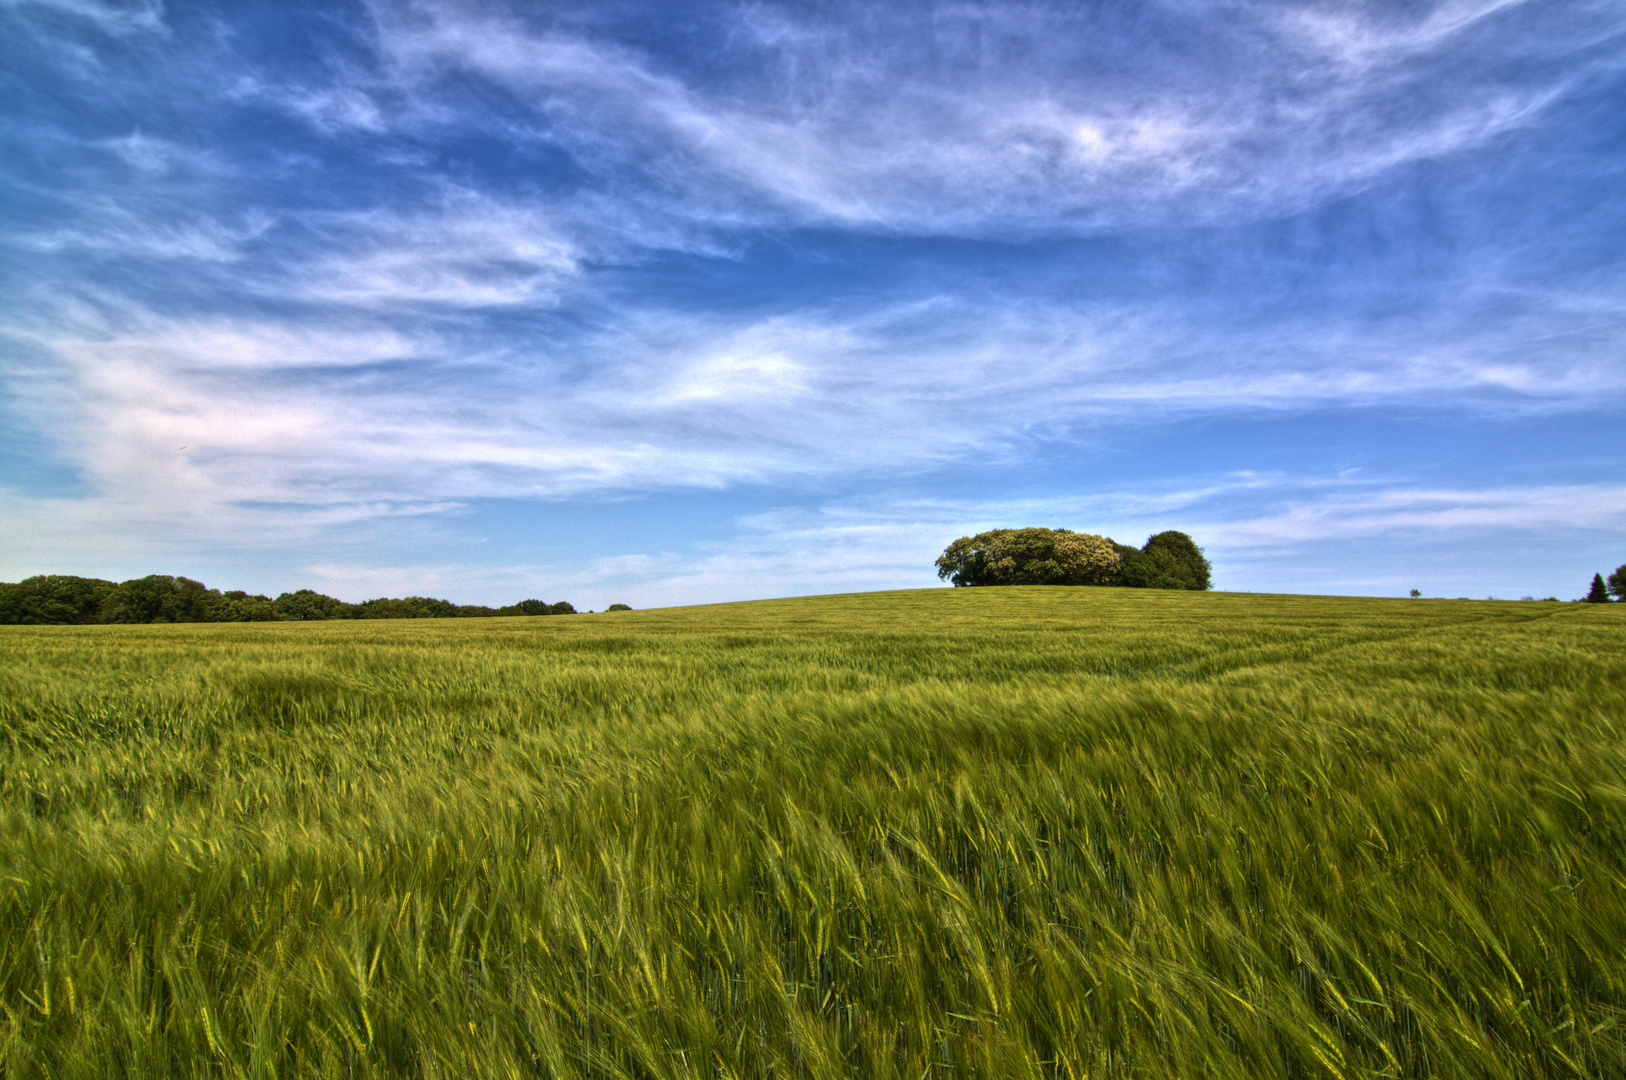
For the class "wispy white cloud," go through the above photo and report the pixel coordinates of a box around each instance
[281,191,582,309]
[6,267,1623,555]
[1275,0,1543,72]
[1,0,166,37]
[1202,482,1626,546]
[16,0,1619,248]
[8,201,266,261]
[99,129,189,174]
[272,474,1626,608]
[355,0,1618,235]
[273,84,388,135]
[3,1,1621,602]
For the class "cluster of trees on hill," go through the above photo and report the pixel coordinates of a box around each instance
[0,575,578,625]
[936,528,1211,590]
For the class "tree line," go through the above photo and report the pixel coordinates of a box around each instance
[936,528,1211,589]
[0,575,579,625]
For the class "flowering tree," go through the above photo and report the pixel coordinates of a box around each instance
[935,528,1122,587]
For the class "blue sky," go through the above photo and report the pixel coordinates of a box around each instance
[2,0,1623,608]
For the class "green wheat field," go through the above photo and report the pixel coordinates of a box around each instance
[2,588,1624,1078]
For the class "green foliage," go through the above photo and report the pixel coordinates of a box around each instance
[0,575,117,624]
[1113,532,1211,590]
[496,599,543,615]
[939,529,1212,591]
[496,598,571,616]
[2,577,578,624]
[606,603,633,611]
[202,590,280,622]
[0,576,278,625]
[935,527,1121,586]
[273,588,354,621]
[1610,564,1626,601]
[2,589,1622,1078]
[356,596,577,619]
[1110,541,1147,587]
[1585,573,1610,603]
[1136,530,1212,591]
[353,595,464,620]
[98,574,212,623]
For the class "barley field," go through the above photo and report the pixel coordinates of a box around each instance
[2,588,1623,1078]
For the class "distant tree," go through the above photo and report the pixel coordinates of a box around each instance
[1136,531,1212,591]
[203,590,280,622]
[102,575,213,623]
[1410,589,1421,598]
[495,599,574,616]
[936,528,1121,587]
[354,596,461,619]
[1111,543,1150,588]
[1608,564,1626,601]
[3,574,580,623]
[1109,535,1212,590]
[606,603,632,612]
[273,589,354,620]
[452,604,500,618]
[0,575,118,624]
[1584,573,1610,603]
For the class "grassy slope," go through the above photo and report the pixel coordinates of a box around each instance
[1,588,1623,1078]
